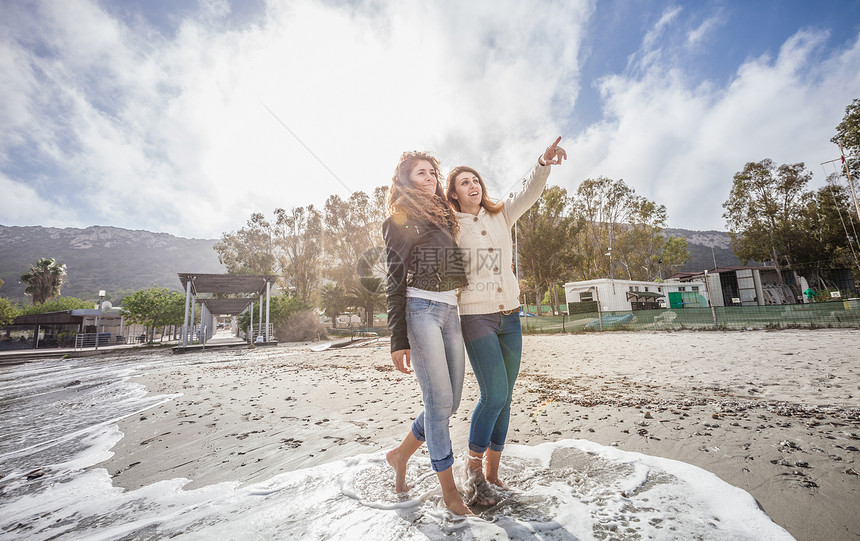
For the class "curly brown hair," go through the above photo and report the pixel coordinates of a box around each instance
[387,151,459,236]
[445,166,504,214]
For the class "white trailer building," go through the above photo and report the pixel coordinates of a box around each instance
[564,278,710,313]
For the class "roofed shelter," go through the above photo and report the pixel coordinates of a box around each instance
[177,273,278,348]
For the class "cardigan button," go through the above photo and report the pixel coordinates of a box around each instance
[488,247,494,253]
[473,217,478,222]
[497,287,503,293]
[493,267,499,273]
[499,304,504,310]
[481,230,487,236]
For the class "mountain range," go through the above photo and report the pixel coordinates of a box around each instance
[0,224,743,304]
[0,225,225,304]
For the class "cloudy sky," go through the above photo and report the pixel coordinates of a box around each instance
[1,0,859,239]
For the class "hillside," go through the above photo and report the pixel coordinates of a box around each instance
[0,225,225,304]
[664,228,745,272]
[0,224,744,305]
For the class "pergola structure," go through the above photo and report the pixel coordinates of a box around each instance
[177,273,278,347]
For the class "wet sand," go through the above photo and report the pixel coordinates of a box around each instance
[99,329,860,541]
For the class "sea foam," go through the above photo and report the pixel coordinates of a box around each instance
[0,353,795,540]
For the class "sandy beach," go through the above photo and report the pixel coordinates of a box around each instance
[98,329,860,540]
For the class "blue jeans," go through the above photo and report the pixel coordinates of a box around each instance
[406,297,465,472]
[461,312,522,453]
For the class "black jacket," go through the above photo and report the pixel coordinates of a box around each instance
[382,215,468,353]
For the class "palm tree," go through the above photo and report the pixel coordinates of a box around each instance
[348,277,385,328]
[320,282,348,328]
[20,258,67,305]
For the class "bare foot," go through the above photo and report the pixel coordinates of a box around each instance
[463,465,497,506]
[443,494,475,517]
[485,475,512,491]
[386,449,409,493]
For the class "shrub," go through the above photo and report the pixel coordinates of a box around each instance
[276,311,327,342]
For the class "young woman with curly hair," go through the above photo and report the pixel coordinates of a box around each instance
[446,137,567,505]
[382,150,472,516]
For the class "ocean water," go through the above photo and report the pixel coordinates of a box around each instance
[0,352,796,540]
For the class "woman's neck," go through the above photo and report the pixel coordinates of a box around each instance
[460,201,481,216]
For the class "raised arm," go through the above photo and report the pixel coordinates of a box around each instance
[504,137,567,225]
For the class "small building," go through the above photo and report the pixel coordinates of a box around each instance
[669,266,857,306]
[564,278,709,314]
[664,266,854,306]
[0,308,148,349]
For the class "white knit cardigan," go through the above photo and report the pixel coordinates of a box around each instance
[456,161,550,315]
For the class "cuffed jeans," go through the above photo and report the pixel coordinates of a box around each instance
[406,297,465,473]
[461,312,522,454]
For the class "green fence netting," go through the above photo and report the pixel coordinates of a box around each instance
[520,300,860,333]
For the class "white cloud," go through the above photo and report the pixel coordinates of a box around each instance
[2,0,859,238]
[686,15,721,49]
[0,0,593,237]
[0,173,78,227]
[566,26,860,230]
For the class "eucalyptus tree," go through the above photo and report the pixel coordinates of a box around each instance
[722,159,812,293]
[571,177,687,281]
[213,213,277,275]
[517,185,582,314]
[274,205,324,304]
[831,98,860,182]
[323,186,388,287]
[796,182,860,284]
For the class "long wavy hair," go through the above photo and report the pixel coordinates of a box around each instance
[387,151,459,236]
[445,166,504,214]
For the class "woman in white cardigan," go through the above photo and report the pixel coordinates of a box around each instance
[445,137,566,503]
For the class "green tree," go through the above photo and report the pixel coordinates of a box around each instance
[274,205,324,304]
[214,213,277,274]
[20,257,67,305]
[659,237,691,278]
[0,297,17,327]
[517,186,582,315]
[722,159,812,295]
[570,177,687,281]
[796,181,860,285]
[614,198,689,280]
[348,276,385,328]
[17,296,92,315]
[120,287,186,342]
[323,187,388,287]
[571,177,636,280]
[320,282,348,328]
[831,98,860,185]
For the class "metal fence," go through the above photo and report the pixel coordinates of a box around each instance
[521,299,860,333]
[246,323,275,343]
